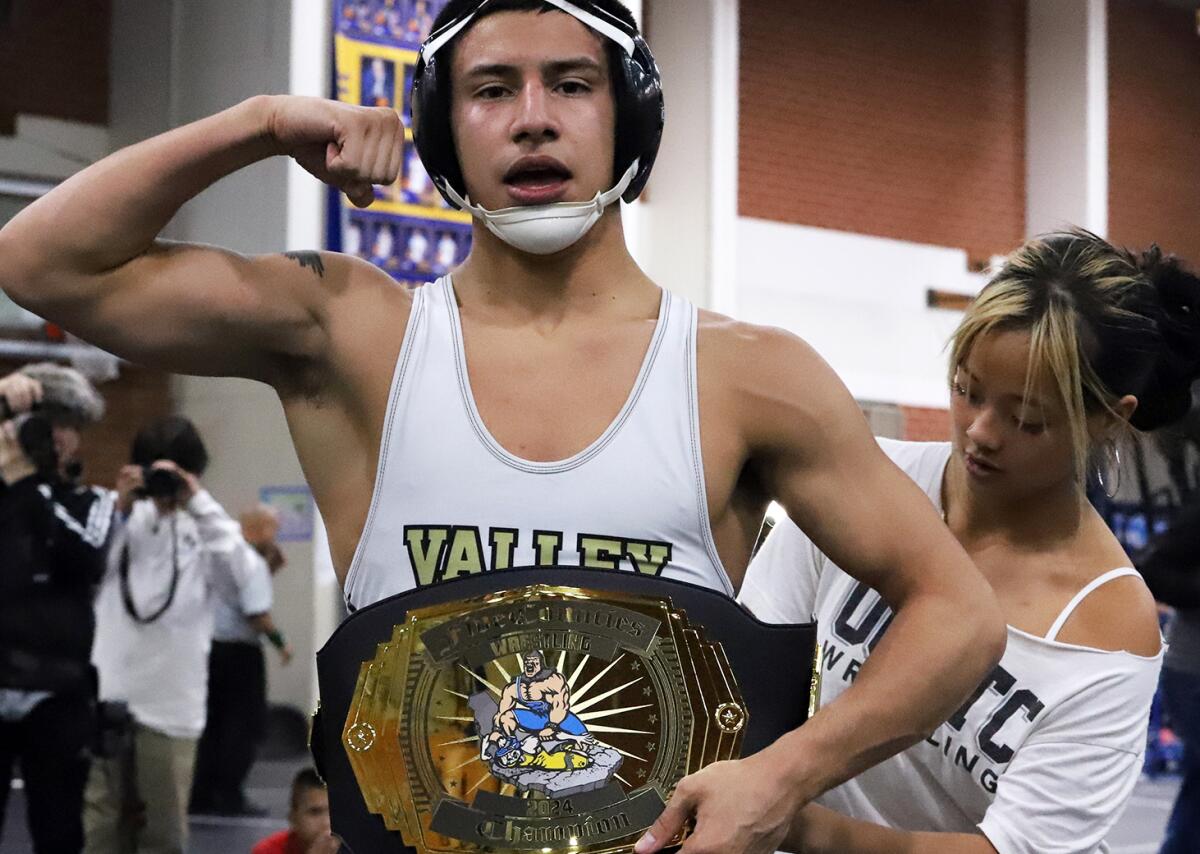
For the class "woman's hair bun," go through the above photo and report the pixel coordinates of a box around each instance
[1131,246,1200,431]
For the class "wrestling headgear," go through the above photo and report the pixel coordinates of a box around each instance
[411,0,664,255]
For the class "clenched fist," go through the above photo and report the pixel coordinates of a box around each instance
[265,96,405,209]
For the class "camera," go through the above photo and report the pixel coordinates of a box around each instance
[130,416,209,499]
[138,465,185,499]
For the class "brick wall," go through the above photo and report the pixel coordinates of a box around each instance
[0,359,173,490]
[901,405,951,442]
[739,0,1026,264]
[1108,0,1200,265]
[0,1,111,132]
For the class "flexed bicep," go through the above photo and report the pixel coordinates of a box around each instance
[0,95,404,386]
[72,243,337,381]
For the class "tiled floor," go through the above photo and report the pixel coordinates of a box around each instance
[1,757,298,854]
[0,764,1183,852]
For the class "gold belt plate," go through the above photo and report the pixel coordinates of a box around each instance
[341,583,748,853]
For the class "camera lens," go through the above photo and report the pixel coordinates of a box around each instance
[142,466,183,498]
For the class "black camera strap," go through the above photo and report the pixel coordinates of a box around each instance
[119,513,182,624]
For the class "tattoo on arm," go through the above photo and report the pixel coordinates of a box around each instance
[283,251,326,278]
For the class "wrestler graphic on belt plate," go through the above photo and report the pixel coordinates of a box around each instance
[472,650,623,797]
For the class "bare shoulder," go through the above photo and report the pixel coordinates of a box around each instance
[266,249,414,397]
[696,309,861,450]
[260,249,412,314]
[696,310,842,400]
[696,309,825,369]
[320,251,415,354]
[1055,569,1163,657]
[237,248,411,347]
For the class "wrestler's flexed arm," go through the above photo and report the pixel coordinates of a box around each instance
[638,322,1007,854]
[0,95,403,384]
[0,96,412,578]
[745,330,1006,785]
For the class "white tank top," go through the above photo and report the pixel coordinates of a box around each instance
[344,277,731,609]
[740,439,1164,854]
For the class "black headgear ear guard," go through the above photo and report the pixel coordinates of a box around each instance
[411,0,664,210]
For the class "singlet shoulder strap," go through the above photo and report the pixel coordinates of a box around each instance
[1044,567,1142,642]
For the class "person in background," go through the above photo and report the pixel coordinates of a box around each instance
[0,364,113,854]
[84,416,242,854]
[741,233,1199,854]
[1138,486,1200,854]
[251,768,340,854]
[190,504,293,817]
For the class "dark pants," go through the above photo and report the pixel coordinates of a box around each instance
[1161,666,1200,854]
[190,641,266,813]
[0,692,94,853]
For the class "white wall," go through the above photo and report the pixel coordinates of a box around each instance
[736,219,988,408]
[1026,0,1108,237]
[635,0,717,308]
[631,0,737,313]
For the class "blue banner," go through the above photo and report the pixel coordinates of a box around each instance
[332,0,472,288]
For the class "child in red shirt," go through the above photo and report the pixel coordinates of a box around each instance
[253,768,339,854]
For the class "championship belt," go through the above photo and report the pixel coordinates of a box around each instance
[312,567,819,854]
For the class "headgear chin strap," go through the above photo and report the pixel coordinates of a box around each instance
[442,160,638,256]
[412,0,664,256]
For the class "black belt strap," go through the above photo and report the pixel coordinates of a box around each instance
[313,567,816,853]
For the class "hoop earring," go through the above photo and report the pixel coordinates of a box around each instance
[1096,441,1122,499]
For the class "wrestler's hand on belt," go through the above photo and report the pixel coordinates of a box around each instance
[264,95,404,209]
[634,751,798,854]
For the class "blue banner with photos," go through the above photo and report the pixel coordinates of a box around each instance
[332,0,472,288]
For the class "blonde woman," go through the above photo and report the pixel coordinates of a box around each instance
[740,231,1200,854]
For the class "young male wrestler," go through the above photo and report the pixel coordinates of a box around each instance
[0,2,1005,851]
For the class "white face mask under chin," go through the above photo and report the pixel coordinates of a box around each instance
[443,160,639,256]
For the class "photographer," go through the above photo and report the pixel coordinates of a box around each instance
[0,364,113,854]
[84,417,240,854]
[1139,496,1200,854]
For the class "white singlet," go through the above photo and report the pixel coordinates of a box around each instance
[739,439,1163,854]
[344,277,730,609]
